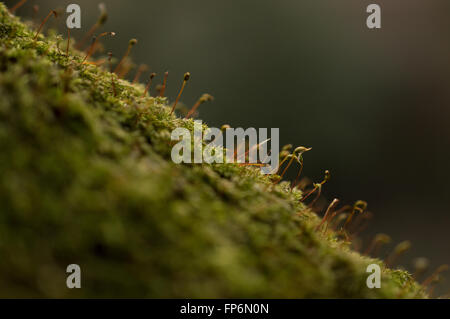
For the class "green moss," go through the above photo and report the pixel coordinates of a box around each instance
[0,3,427,298]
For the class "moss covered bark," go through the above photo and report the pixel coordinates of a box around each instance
[0,3,426,298]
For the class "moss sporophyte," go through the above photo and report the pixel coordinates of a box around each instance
[0,1,443,298]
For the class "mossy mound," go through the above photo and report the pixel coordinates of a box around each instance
[0,3,426,298]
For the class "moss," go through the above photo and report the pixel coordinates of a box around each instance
[0,3,427,298]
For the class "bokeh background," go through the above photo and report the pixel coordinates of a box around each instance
[5,0,450,295]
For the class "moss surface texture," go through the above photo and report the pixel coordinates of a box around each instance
[0,3,427,298]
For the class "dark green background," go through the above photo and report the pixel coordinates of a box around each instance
[5,0,450,294]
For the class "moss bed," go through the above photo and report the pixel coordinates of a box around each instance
[0,3,426,298]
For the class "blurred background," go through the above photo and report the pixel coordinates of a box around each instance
[5,0,450,294]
